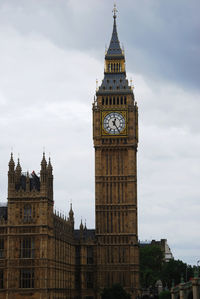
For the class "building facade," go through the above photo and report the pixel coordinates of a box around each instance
[0,10,139,299]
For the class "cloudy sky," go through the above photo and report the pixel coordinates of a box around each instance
[0,0,200,266]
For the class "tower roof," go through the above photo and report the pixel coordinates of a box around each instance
[105,5,124,59]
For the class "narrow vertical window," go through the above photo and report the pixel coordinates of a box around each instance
[111,212,113,233]
[117,97,119,105]
[110,183,112,204]
[110,153,112,175]
[87,247,93,264]
[106,97,108,105]
[121,96,123,105]
[118,212,121,233]
[24,204,31,222]
[0,239,4,258]
[0,270,3,289]
[20,237,34,258]
[107,213,109,233]
[102,97,104,105]
[20,269,34,288]
[124,96,127,104]
[106,153,108,175]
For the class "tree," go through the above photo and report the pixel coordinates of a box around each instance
[140,245,163,288]
[159,290,171,299]
[161,259,194,288]
[101,283,131,299]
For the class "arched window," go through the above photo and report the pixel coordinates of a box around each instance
[24,204,32,221]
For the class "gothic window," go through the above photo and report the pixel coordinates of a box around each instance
[124,96,127,104]
[75,246,80,265]
[24,204,32,222]
[111,212,113,233]
[102,97,104,105]
[117,97,119,104]
[86,272,93,289]
[20,237,34,258]
[106,97,108,105]
[113,97,115,105]
[20,269,34,288]
[0,239,4,258]
[87,246,93,264]
[118,212,121,233]
[121,96,123,105]
[109,97,112,104]
[0,270,3,289]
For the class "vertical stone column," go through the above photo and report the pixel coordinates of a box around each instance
[192,278,200,299]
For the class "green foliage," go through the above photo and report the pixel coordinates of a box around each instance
[140,245,163,288]
[101,283,131,299]
[140,245,195,289]
[161,259,194,288]
[159,290,171,299]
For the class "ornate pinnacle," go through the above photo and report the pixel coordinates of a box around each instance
[113,3,118,19]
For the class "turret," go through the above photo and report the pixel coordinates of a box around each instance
[47,157,53,201]
[15,158,22,186]
[8,153,15,195]
[40,152,47,194]
[69,203,74,229]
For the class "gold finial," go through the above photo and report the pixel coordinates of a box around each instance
[130,78,134,90]
[113,3,118,19]
[96,79,99,91]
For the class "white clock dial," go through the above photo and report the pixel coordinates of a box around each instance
[103,112,125,135]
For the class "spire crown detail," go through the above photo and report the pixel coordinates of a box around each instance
[16,158,22,173]
[41,152,47,169]
[106,5,123,58]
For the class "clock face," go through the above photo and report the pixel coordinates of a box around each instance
[103,112,126,135]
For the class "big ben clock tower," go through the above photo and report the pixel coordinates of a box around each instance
[93,6,139,298]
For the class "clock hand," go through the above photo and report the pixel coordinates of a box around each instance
[114,123,120,133]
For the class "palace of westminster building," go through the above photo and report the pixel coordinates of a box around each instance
[0,9,140,299]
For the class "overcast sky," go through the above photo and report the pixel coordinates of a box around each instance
[0,0,200,266]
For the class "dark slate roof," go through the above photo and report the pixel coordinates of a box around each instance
[15,173,40,191]
[97,73,133,96]
[74,229,95,242]
[106,16,123,59]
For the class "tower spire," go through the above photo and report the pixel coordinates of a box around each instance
[106,4,123,57]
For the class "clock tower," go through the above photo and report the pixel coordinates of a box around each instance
[93,7,139,297]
